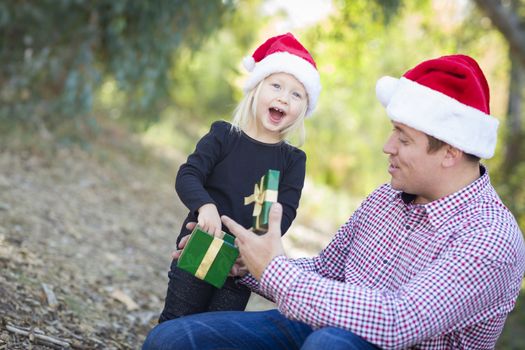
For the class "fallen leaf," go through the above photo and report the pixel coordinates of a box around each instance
[109,289,139,311]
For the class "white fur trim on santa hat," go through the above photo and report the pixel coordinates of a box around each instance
[376,77,499,159]
[243,51,321,117]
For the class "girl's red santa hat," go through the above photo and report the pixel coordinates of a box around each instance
[376,54,499,159]
[243,32,321,117]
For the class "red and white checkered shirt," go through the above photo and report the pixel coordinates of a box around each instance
[243,167,525,349]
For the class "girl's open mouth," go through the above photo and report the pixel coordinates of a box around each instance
[269,107,285,124]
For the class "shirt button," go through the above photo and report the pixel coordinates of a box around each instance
[405,224,411,230]
[383,259,389,265]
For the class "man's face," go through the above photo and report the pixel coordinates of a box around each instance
[382,122,445,203]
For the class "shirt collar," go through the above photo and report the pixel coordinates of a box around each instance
[398,165,490,229]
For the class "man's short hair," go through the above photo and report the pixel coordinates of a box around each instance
[426,135,480,163]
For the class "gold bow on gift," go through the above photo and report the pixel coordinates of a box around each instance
[244,177,278,216]
[244,182,265,216]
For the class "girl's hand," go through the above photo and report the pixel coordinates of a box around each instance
[197,203,222,237]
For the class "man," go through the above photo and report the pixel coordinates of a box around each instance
[143,55,525,349]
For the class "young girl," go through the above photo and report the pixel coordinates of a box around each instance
[159,32,321,322]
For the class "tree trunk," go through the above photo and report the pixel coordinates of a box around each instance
[503,51,525,170]
[472,0,525,217]
[499,50,525,216]
[473,0,525,67]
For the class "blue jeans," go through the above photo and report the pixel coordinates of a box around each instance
[143,309,380,350]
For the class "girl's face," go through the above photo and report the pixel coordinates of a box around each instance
[252,73,307,143]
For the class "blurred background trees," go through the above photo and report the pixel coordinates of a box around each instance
[0,0,238,129]
[1,0,523,347]
[472,0,525,228]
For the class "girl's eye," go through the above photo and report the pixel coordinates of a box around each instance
[292,92,303,99]
[271,83,280,89]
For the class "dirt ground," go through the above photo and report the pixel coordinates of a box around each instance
[0,132,329,349]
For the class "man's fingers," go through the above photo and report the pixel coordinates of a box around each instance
[178,235,190,249]
[268,202,283,236]
[221,215,247,239]
[229,264,239,277]
[171,250,181,260]
[172,234,192,260]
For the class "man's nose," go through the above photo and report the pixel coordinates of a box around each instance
[383,135,395,154]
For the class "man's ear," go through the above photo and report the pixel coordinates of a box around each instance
[442,145,462,168]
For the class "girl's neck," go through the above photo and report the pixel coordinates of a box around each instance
[242,122,283,145]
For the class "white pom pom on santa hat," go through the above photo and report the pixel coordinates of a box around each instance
[376,76,399,107]
[243,56,256,72]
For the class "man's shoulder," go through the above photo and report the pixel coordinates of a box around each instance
[453,184,524,260]
[467,183,516,226]
[366,183,399,202]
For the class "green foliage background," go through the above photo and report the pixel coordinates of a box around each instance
[0,0,236,128]
[1,0,523,348]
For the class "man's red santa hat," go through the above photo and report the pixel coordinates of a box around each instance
[376,55,499,159]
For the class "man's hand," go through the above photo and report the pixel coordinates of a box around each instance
[221,203,286,280]
[198,203,222,237]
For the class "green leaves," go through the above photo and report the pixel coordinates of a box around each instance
[0,0,236,127]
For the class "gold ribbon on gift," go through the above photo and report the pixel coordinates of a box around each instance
[195,237,223,279]
[244,178,278,216]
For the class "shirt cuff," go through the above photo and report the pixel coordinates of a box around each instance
[238,273,259,289]
[259,255,303,304]
[190,199,217,215]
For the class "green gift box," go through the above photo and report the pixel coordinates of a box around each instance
[244,169,280,234]
[177,226,238,289]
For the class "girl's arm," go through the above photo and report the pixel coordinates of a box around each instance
[175,121,227,221]
[278,149,306,235]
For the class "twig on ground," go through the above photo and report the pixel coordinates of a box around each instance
[41,283,58,307]
[6,324,70,348]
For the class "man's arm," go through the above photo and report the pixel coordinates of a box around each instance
[223,203,522,349]
[223,202,352,298]
[263,236,519,349]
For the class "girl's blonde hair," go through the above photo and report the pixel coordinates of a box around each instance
[231,78,308,147]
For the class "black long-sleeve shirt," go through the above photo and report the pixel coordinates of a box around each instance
[175,121,306,243]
